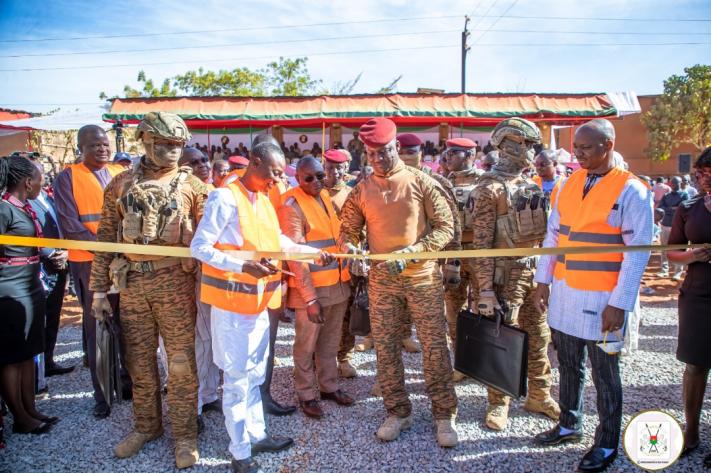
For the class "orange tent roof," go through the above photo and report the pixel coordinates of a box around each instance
[104,93,618,129]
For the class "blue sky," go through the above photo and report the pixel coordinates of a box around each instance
[0,0,709,113]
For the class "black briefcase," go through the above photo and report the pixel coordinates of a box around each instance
[454,307,528,398]
[349,277,371,336]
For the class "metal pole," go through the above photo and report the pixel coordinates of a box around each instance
[461,16,470,94]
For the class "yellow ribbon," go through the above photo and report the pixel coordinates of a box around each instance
[0,234,707,261]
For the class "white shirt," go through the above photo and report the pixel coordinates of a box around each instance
[683,185,698,198]
[190,186,319,274]
[535,176,654,341]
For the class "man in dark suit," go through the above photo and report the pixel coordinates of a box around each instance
[29,187,74,376]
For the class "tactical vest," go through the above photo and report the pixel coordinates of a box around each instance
[200,181,282,314]
[487,174,548,249]
[553,168,630,292]
[281,187,350,288]
[68,163,124,262]
[450,168,480,241]
[533,175,562,210]
[119,167,193,247]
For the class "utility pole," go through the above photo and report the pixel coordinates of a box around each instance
[461,16,470,94]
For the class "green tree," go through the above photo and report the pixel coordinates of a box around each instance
[173,67,267,96]
[263,57,322,96]
[642,64,711,161]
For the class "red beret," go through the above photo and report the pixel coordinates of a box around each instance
[397,133,422,147]
[446,138,476,150]
[228,155,249,166]
[359,117,397,148]
[323,149,348,163]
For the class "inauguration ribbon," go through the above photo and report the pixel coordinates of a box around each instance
[0,235,708,262]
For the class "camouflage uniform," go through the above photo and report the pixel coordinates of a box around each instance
[338,161,457,421]
[90,113,209,466]
[468,118,558,430]
[444,168,481,343]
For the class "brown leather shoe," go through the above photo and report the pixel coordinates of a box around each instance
[300,400,323,419]
[320,390,355,406]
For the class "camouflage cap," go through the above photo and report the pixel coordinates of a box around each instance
[136,112,191,143]
[490,117,541,147]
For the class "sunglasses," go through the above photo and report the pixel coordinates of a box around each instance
[189,157,209,165]
[303,173,326,183]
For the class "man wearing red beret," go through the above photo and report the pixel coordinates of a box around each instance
[338,117,458,447]
[397,132,463,354]
[440,138,483,382]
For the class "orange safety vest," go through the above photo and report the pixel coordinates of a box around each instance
[200,181,282,314]
[67,163,124,262]
[553,168,632,292]
[280,187,350,288]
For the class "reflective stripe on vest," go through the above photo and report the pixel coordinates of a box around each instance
[220,168,246,188]
[67,163,124,262]
[281,187,350,288]
[200,181,282,314]
[553,167,631,291]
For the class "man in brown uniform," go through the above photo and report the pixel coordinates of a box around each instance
[338,117,458,447]
[279,156,354,418]
[468,118,559,431]
[441,138,482,382]
[89,113,209,468]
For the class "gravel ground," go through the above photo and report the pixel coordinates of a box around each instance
[1,299,708,473]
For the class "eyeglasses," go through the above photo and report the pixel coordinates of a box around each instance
[189,157,209,165]
[303,173,325,183]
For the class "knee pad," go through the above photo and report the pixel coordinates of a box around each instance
[169,353,192,378]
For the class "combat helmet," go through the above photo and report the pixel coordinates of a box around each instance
[490,118,541,148]
[136,112,191,142]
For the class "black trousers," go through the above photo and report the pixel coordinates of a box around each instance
[70,262,130,405]
[43,268,68,365]
[552,329,623,449]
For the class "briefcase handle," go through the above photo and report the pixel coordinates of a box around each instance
[467,286,508,339]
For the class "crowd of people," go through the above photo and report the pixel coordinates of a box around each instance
[0,111,710,473]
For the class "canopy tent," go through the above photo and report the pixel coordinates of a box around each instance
[0,105,111,131]
[103,92,636,129]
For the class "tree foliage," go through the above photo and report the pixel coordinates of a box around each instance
[642,64,711,161]
[103,57,323,99]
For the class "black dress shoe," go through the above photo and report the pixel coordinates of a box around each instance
[251,435,294,455]
[38,416,60,425]
[121,384,133,401]
[534,424,583,446]
[578,447,617,472]
[263,398,296,416]
[12,421,52,435]
[231,457,262,473]
[320,390,355,406]
[202,399,222,413]
[45,364,75,377]
[93,402,111,419]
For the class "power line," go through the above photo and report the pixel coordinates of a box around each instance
[0,29,459,59]
[485,29,711,35]
[473,41,711,46]
[0,15,462,43]
[472,0,520,44]
[0,43,461,72]
[505,14,711,22]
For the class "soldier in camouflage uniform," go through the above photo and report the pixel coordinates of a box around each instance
[338,118,458,448]
[439,138,483,382]
[468,117,560,431]
[90,112,209,468]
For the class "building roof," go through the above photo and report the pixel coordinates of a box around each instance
[103,92,632,129]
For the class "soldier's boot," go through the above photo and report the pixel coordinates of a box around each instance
[355,337,374,352]
[401,337,421,353]
[376,415,413,442]
[114,429,164,458]
[435,419,459,448]
[485,404,510,431]
[338,361,357,378]
[452,370,467,383]
[175,439,199,469]
[524,396,561,421]
[370,381,382,397]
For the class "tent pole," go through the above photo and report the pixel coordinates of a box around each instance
[207,128,211,150]
[322,122,326,153]
[250,125,253,146]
